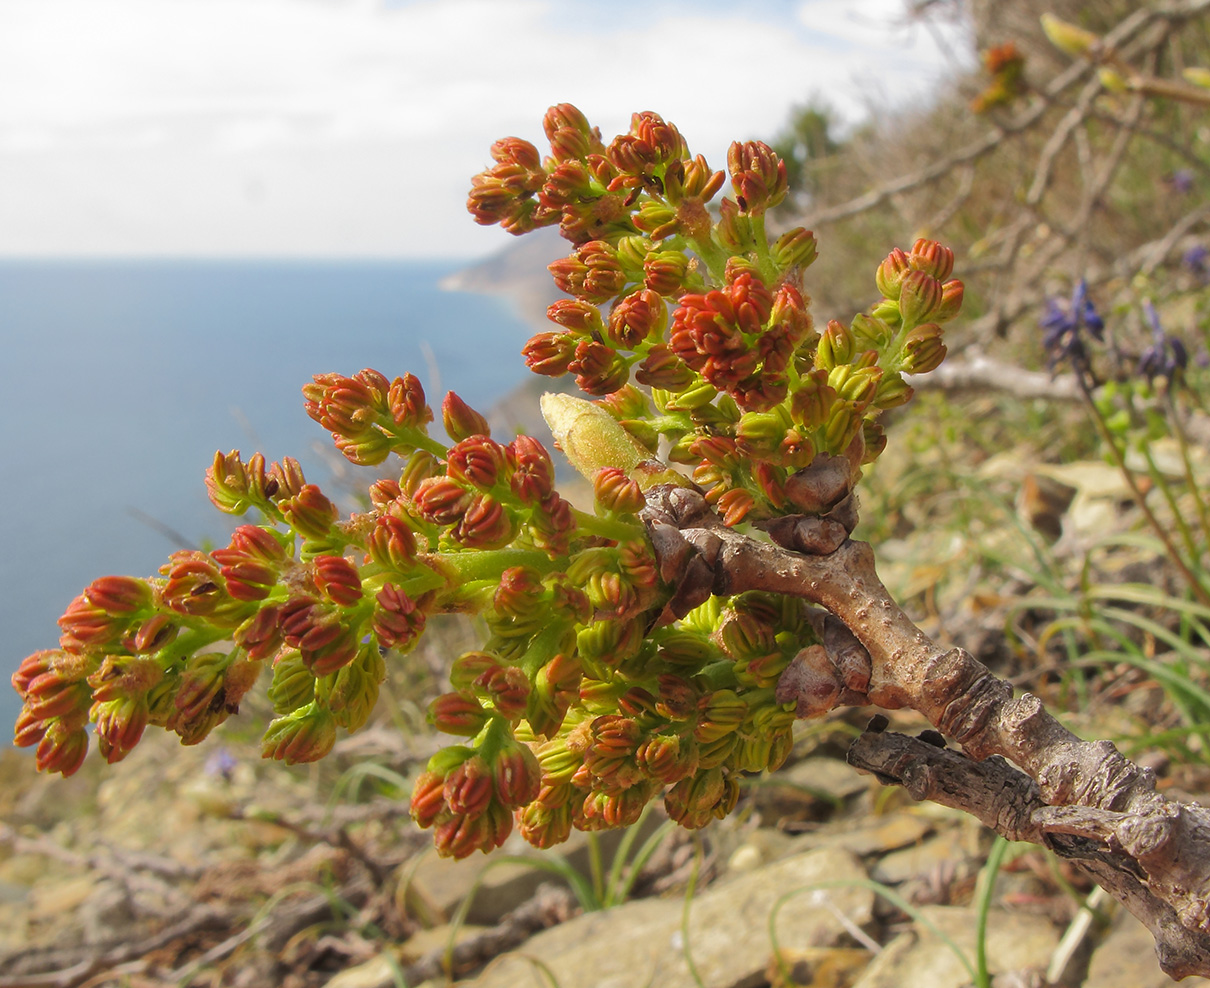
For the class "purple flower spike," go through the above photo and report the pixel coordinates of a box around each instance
[1138,301,1189,383]
[1040,279,1104,366]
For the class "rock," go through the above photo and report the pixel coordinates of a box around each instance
[851,905,1059,988]
[793,812,933,858]
[750,756,871,822]
[727,829,798,873]
[322,950,404,988]
[463,846,874,988]
[1085,910,1210,988]
[869,829,977,885]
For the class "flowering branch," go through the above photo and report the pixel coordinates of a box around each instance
[14,96,1206,976]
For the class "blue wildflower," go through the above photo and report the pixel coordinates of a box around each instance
[1138,300,1188,383]
[1040,279,1104,366]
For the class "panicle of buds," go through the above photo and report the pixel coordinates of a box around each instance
[468,136,551,235]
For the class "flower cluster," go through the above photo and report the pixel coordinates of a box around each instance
[15,104,966,862]
[471,105,964,527]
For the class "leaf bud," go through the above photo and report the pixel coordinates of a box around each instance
[540,393,647,482]
[1040,13,1099,58]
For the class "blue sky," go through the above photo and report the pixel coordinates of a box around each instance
[0,0,973,258]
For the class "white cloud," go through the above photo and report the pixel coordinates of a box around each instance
[0,0,973,257]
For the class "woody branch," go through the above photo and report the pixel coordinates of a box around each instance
[641,483,1210,981]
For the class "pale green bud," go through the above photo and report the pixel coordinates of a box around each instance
[541,393,648,481]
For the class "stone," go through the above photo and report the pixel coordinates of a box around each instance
[750,757,871,822]
[850,905,1059,988]
[792,812,933,859]
[463,846,874,988]
[869,829,977,885]
[322,951,404,988]
[1084,910,1210,988]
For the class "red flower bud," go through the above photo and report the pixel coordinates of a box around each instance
[410,770,447,828]
[898,270,944,329]
[388,372,433,430]
[549,241,627,304]
[312,555,363,607]
[546,298,606,336]
[453,494,516,550]
[475,664,530,720]
[444,755,495,815]
[281,485,339,540]
[367,510,419,570]
[493,742,542,808]
[413,476,472,525]
[373,583,426,651]
[233,604,283,660]
[608,288,666,348]
[35,720,90,777]
[875,247,911,300]
[727,140,788,213]
[160,552,228,617]
[716,488,754,526]
[522,331,577,377]
[450,651,500,692]
[908,237,954,281]
[569,340,629,395]
[442,390,491,442]
[85,575,153,615]
[493,567,545,619]
[447,436,509,489]
[432,803,513,859]
[593,467,644,514]
[509,435,555,504]
[933,279,964,323]
[429,691,490,736]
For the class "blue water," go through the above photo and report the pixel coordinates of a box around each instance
[1,259,535,731]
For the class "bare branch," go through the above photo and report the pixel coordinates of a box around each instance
[641,484,1210,979]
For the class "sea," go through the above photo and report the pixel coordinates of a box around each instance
[1,259,538,731]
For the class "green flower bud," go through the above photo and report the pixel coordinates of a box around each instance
[261,702,337,764]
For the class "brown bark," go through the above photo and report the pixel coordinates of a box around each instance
[641,484,1210,980]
